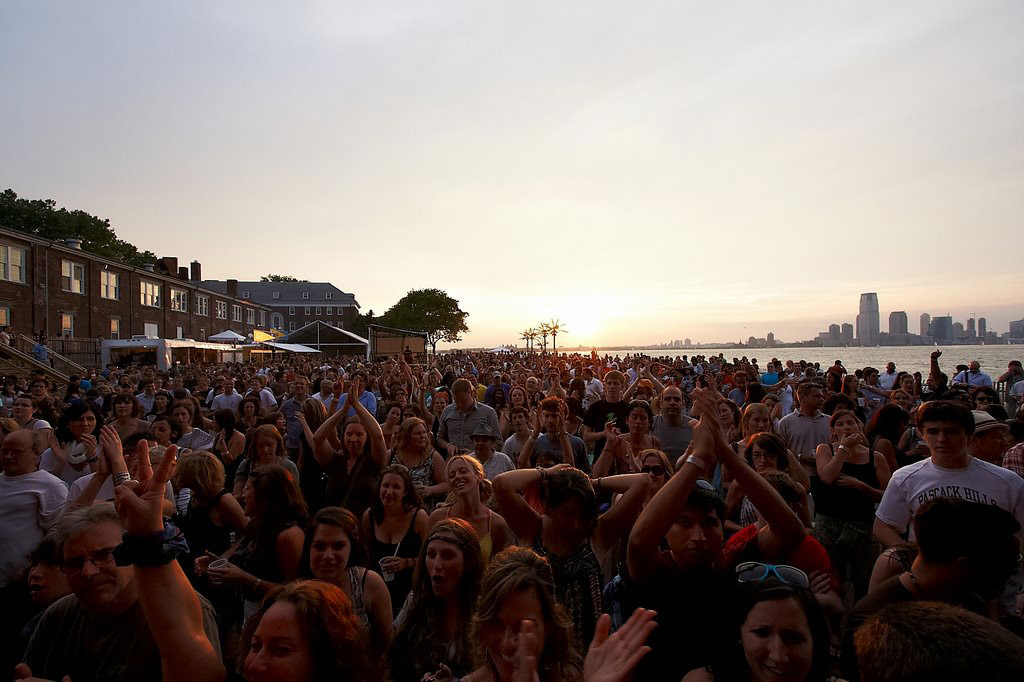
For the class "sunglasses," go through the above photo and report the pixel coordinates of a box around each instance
[735,561,809,588]
[641,465,666,476]
[695,479,717,493]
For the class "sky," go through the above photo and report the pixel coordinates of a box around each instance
[2,1,1023,348]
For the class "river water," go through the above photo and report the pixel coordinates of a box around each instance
[588,345,1024,378]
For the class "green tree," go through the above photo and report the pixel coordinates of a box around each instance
[380,289,469,353]
[0,188,156,266]
[260,274,307,282]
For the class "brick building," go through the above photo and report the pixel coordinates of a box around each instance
[199,280,360,333]
[0,226,269,342]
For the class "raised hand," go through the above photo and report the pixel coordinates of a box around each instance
[512,620,542,682]
[113,443,177,536]
[584,610,657,682]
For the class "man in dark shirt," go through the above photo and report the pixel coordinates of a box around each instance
[582,370,629,457]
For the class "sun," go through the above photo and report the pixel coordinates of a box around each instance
[560,297,603,344]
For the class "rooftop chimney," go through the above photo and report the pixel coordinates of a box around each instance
[158,257,178,277]
[178,266,189,280]
[226,279,238,297]
[142,264,155,272]
[65,237,83,250]
[190,260,202,281]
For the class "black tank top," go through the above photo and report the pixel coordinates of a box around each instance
[369,511,422,618]
[174,490,231,579]
[811,445,879,523]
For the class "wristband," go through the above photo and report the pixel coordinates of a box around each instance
[114,522,190,567]
[112,471,131,487]
[686,456,708,470]
[536,466,548,481]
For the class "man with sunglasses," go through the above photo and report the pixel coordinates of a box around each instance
[20,502,221,680]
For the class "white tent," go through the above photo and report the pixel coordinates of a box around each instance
[260,341,320,354]
[208,330,247,342]
[489,346,512,353]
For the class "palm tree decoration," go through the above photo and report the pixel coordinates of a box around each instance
[547,318,567,355]
[538,322,551,354]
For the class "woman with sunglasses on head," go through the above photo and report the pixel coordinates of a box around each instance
[682,567,830,682]
[812,409,889,602]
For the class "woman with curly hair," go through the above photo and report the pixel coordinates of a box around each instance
[242,580,382,682]
[390,518,483,682]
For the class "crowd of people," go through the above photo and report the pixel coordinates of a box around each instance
[2,348,1024,681]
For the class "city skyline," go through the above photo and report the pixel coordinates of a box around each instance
[3,2,1024,348]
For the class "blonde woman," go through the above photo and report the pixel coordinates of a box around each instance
[388,417,447,511]
[173,451,247,580]
[426,455,511,567]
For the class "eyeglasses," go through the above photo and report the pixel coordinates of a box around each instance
[60,546,120,574]
[735,561,809,588]
[641,465,666,476]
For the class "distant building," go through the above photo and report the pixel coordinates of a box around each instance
[828,324,841,343]
[856,293,880,346]
[932,316,954,343]
[841,323,854,344]
[888,311,908,335]
[767,332,775,346]
[978,317,987,338]
[0,227,268,345]
[953,322,965,339]
[920,312,931,336]
[200,280,360,333]
[966,317,976,338]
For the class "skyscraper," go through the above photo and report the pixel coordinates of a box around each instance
[841,323,854,344]
[967,317,976,338]
[979,318,987,338]
[889,311,908,335]
[856,293,880,346]
[932,316,953,342]
[828,324,841,343]
[920,313,931,336]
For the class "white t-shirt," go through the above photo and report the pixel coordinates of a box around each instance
[40,444,102,487]
[503,433,529,464]
[0,470,68,585]
[876,456,1024,537]
[67,473,174,506]
[480,452,516,481]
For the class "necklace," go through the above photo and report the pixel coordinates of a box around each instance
[906,569,923,595]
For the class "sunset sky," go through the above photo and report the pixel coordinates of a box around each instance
[3,1,1022,347]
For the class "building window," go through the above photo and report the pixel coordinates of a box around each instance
[140,281,161,307]
[246,308,255,324]
[109,318,120,339]
[144,322,159,337]
[288,306,295,315]
[232,305,242,322]
[176,325,184,339]
[304,306,311,315]
[170,288,188,312]
[242,291,250,299]
[315,306,322,315]
[259,310,267,327]
[61,260,85,294]
[0,244,27,283]
[325,292,332,299]
[195,295,209,316]
[302,292,309,299]
[100,271,120,299]
[0,303,10,326]
[199,328,206,341]
[273,291,280,300]
[324,306,332,315]
[289,321,296,331]
[215,301,227,319]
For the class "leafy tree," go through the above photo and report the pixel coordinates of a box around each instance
[380,289,469,353]
[0,188,157,266]
[260,274,307,282]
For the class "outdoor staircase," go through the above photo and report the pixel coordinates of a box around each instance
[0,335,87,382]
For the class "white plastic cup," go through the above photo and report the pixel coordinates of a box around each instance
[379,558,395,582]
[208,558,229,570]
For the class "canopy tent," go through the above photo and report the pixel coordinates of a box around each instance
[489,346,513,353]
[258,341,319,353]
[208,330,247,342]
[278,321,368,355]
